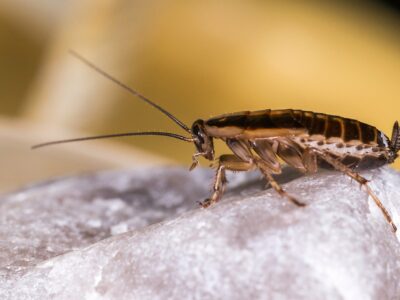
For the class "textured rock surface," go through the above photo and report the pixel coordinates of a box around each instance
[1,167,400,299]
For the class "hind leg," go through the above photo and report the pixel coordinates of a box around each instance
[315,150,396,232]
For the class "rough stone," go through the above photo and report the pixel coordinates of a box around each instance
[0,167,399,299]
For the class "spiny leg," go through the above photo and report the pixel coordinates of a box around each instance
[200,164,226,208]
[255,159,306,207]
[200,154,253,208]
[315,150,397,232]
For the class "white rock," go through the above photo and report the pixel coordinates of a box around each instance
[0,166,400,300]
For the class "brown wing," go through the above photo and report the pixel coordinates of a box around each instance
[204,109,307,139]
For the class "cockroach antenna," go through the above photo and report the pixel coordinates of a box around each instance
[31,51,196,149]
[31,131,194,150]
[68,50,191,133]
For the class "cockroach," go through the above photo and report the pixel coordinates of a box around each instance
[33,51,400,232]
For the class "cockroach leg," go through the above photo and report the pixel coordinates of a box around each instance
[276,138,307,173]
[302,148,318,173]
[255,159,306,207]
[315,150,397,232]
[200,164,226,208]
[250,140,281,173]
[264,172,306,207]
[200,155,253,208]
[190,152,206,171]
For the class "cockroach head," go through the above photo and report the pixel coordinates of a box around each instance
[191,119,214,160]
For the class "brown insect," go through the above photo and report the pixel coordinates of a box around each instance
[33,51,400,232]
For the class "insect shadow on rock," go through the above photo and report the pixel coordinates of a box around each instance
[32,51,400,233]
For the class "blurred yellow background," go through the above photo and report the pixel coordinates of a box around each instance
[0,1,399,193]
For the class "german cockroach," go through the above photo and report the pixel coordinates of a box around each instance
[33,51,400,232]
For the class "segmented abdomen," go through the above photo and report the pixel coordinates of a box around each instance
[205,109,389,147]
[291,110,388,146]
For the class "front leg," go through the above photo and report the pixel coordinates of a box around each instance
[200,154,254,208]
